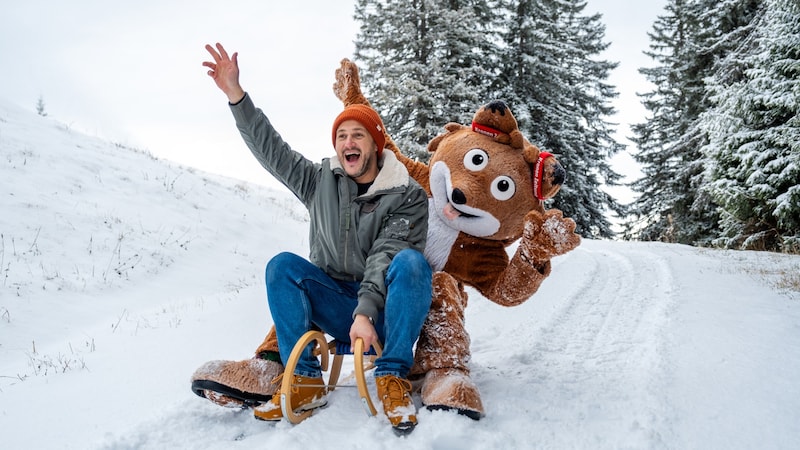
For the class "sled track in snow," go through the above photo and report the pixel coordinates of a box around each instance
[473,241,681,447]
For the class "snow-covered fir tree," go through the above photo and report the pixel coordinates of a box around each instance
[626,0,712,244]
[352,1,637,239]
[495,0,623,238]
[626,0,762,245]
[36,95,47,117]
[353,0,500,160]
[701,0,800,251]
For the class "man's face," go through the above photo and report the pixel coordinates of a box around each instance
[335,119,379,183]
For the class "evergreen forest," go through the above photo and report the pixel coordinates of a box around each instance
[350,0,799,252]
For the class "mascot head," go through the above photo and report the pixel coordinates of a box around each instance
[426,100,565,242]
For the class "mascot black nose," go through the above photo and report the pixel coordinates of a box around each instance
[553,162,566,185]
[451,188,467,205]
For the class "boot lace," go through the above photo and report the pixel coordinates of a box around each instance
[269,373,286,395]
[380,376,413,411]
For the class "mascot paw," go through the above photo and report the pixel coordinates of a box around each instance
[190,358,284,408]
[421,368,485,420]
[332,58,367,106]
[521,209,581,262]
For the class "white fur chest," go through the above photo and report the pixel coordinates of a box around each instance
[424,198,460,271]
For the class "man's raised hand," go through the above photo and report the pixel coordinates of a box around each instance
[203,43,245,104]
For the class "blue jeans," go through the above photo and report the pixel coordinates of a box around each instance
[265,249,432,379]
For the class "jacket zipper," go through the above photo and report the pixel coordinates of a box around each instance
[343,187,351,277]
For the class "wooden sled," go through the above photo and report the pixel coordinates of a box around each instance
[280,330,383,424]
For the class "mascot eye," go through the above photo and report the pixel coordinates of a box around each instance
[463,149,489,171]
[491,176,516,201]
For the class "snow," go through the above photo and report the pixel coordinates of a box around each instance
[2,97,800,449]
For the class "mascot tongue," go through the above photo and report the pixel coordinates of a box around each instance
[443,203,461,220]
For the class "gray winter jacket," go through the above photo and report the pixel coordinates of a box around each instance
[230,94,429,322]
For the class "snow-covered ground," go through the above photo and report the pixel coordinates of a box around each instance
[2,98,799,449]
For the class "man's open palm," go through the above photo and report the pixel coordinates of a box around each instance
[203,43,245,103]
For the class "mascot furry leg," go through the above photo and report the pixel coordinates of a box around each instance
[411,272,483,418]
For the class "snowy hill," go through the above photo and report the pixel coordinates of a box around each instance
[1,98,799,449]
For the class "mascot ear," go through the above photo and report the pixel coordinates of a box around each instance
[428,123,466,152]
[524,140,566,200]
[509,130,525,150]
[522,140,541,165]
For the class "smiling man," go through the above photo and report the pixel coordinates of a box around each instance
[199,43,432,435]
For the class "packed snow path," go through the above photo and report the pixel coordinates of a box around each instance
[467,240,679,448]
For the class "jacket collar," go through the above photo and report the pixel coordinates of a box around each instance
[329,150,409,195]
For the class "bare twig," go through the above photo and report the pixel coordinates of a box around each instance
[28,227,42,255]
[112,309,127,333]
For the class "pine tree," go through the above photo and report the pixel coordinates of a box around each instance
[353,0,625,238]
[353,0,500,160]
[626,0,762,245]
[626,0,711,243]
[36,95,47,117]
[496,0,624,238]
[701,0,800,251]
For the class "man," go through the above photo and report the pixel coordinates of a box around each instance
[200,43,432,435]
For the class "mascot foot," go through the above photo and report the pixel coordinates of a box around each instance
[191,358,284,408]
[421,368,485,420]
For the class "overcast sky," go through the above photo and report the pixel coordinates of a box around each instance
[1,0,666,198]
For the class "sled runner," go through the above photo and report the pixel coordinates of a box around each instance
[280,330,382,424]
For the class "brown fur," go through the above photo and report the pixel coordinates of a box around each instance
[413,272,470,373]
[191,358,283,397]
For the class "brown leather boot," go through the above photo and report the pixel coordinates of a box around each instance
[376,375,417,435]
[253,373,326,421]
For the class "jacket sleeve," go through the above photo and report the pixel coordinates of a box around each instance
[353,181,429,321]
[229,93,319,204]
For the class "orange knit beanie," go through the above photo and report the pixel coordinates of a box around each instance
[331,104,386,156]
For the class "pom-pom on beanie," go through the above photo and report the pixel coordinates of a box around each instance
[331,104,386,156]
